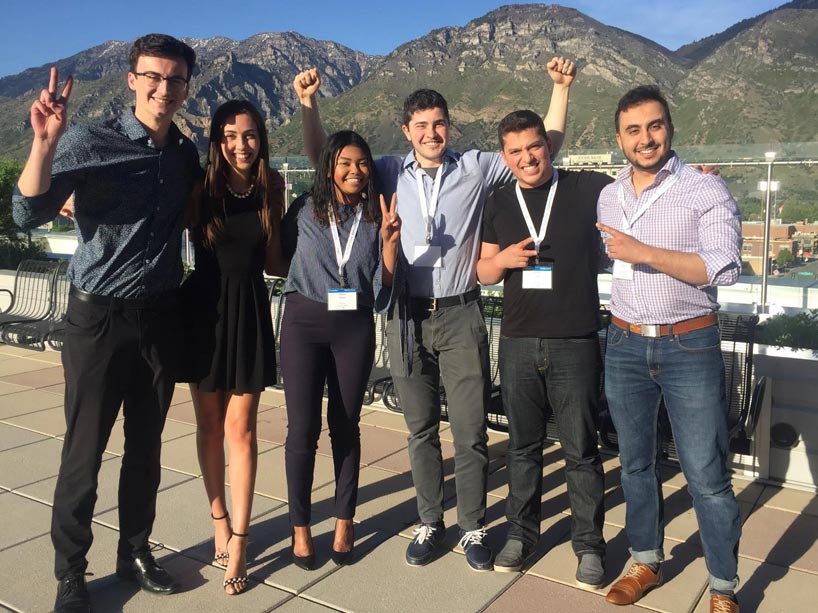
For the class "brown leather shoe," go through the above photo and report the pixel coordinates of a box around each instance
[710,594,739,612]
[605,563,662,605]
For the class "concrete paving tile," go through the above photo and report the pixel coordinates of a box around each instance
[0,437,63,489]
[39,382,66,395]
[105,417,198,456]
[96,477,285,557]
[302,532,517,613]
[366,446,412,474]
[484,574,612,613]
[0,380,29,396]
[256,405,291,445]
[157,432,277,478]
[755,483,818,517]
[739,505,818,573]
[1,364,64,388]
[19,458,193,514]
[166,399,197,425]
[255,446,337,503]
[356,423,410,467]
[0,421,48,451]
[316,466,418,533]
[272,595,343,612]
[0,387,64,418]
[3,405,66,437]
[0,358,55,377]
[693,555,818,612]
[0,345,47,358]
[170,384,193,405]
[0,490,52,552]
[358,407,409,433]
[260,387,287,408]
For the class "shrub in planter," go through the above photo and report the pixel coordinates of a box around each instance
[756,309,818,351]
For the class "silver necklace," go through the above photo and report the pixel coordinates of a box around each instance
[226,183,254,199]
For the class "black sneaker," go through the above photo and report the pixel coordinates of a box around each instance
[575,552,606,588]
[54,573,91,613]
[458,528,494,572]
[494,538,532,573]
[405,522,446,566]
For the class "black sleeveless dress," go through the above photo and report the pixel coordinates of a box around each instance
[179,191,276,393]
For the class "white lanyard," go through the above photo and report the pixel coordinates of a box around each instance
[617,173,679,234]
[515,170,559,256]
[328,205,363,287]
[415,163,444,244]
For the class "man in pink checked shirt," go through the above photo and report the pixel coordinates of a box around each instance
[596,85,743,613]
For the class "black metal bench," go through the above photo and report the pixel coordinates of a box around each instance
[595,312,761,458]
[1,260,70,351]
[0,259,63,341]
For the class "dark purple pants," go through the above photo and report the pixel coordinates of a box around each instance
[280,292,375,525]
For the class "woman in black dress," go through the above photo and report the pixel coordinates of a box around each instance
[180,100,285,594]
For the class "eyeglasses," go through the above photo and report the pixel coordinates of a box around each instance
[133,71,189,91]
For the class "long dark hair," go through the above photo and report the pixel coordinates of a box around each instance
[311,130,379,226]
[199,100,283,248]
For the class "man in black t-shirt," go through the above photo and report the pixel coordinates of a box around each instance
[477,110,613,584]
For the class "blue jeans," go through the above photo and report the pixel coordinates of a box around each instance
[499,335,605,555]
[604,323,741,593]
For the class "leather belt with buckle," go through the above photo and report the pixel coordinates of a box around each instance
[611,313,718,338]
[70,285,177,309]
[410,288,481,312]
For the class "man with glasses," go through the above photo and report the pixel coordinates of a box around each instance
[13,33,200,613]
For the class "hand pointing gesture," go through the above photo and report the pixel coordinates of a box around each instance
[31,67,73,145]
[495,237,539,270]
[596,222,648,264]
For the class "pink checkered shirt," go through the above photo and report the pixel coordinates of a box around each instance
[597,153,742,324]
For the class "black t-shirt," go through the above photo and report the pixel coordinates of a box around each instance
[482,169,614,338]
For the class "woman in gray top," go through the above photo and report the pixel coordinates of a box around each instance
[280,130,400,568]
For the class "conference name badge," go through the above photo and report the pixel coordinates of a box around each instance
[522,265,553,290]
[612,259,634,280]
[327,288,358,311]
[413,244,442,268]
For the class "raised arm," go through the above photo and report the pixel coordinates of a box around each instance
[294,68,328,167]
[477,238,538,285]
[380,193,401,287]
[17,67,74,197]
[543,56,575,159]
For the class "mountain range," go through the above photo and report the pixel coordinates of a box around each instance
[0,1,816,160]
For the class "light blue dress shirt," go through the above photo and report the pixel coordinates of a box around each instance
[376,148,512,299]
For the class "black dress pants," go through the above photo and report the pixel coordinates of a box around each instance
[52,290,182,579]
[281,292,375,525]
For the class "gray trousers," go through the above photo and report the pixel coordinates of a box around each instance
[386,299,490,531]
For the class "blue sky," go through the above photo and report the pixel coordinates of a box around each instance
[0,0,787,78]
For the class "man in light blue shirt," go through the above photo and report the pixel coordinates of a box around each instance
[294,60,574,570]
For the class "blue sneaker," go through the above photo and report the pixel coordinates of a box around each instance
[458,528,493,571]
[406,522,445,566]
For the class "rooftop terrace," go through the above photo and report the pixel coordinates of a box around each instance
[1,344,817,612]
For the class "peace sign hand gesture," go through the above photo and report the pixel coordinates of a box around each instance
[380,193,401,246]
[31,67,73,146]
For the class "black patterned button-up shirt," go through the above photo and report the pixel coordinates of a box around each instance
[13,109,202,298]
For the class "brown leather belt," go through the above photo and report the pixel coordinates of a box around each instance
[611,313,718,338]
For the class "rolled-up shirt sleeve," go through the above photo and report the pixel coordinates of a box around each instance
[696,175,742,287]
[12,135,86,231]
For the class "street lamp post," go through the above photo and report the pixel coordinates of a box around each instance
[282,162,290,210]
[759,151,777,311]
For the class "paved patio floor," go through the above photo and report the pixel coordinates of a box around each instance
[1,344,817,612]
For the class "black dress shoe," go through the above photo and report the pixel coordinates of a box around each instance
[54,573,92,613]
[291,533,315,571]
[116,552,179,594]
[330,524,355,566]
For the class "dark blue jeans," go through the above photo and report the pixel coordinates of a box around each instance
[604,323,741,593]
[499,335,605,556]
